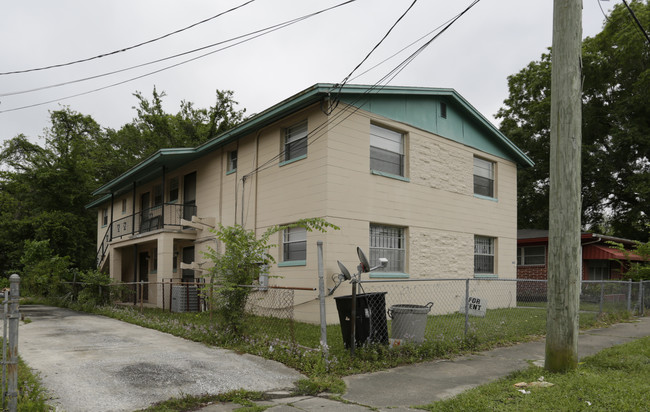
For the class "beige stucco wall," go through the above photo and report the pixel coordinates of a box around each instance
[94,101,519,321]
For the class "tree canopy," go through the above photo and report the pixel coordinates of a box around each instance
[0,89,245,277]
[497,0,650,241]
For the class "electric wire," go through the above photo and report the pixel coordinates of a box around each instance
[242,0,482,180]
[1,0,359,98]
[0,0,258,76]
[337,0,418,89]
[0,0,359,113]
[621,0,650,45]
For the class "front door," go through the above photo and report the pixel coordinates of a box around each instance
[182,246,195,283]
[139,252,149,301]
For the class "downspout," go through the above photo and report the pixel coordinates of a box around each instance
[133,245,138,305]
[580,235,603,280]
[241,175,246,226]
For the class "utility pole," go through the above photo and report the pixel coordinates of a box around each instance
[546,0,583,372]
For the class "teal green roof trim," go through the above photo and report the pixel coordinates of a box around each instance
[334,84,533,168]
[87,83,532,208]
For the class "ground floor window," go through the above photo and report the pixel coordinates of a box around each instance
[587,260,611,280]
[282,226,306,263]
[475,235,495,275]
[370,224,405,273]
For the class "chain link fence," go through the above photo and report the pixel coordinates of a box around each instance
[329,278,647,349]
[52,277,648,351]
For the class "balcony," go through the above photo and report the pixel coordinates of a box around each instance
[96,203,197,267]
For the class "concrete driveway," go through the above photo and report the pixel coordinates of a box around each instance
[19,305,303,412]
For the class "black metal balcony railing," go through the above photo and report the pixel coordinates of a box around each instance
[96,203,197,267]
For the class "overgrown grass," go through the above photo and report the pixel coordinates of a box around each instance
[417,336,650,411]
[135,389,265,412]
[16,357,53,411]
[24,296,630,381]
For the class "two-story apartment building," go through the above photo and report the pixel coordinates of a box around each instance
[87,83,533,321]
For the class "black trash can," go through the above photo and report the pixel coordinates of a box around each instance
[334,292,388,348]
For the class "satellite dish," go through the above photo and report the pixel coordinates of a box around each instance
[357,247,370,273]
[337,260,351,280]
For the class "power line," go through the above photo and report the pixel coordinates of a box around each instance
[244,0,482,179]
[0,0,359,113]
[338,0,419,88]
[621,0,650,45]
[0,0,258,76]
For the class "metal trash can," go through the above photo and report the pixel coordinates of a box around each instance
[387,302,433,344]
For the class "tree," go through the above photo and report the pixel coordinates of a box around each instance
[497,0,650,241]
[204,219,338,335]
[0,89,246,277]
[106,88,246,173]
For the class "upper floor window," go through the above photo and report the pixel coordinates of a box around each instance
[474,235,496,275]
[168,177,179,203]
[370,224,405,273]
[121,199,127,214]
[517,246,546,266]
[370,124,404,177]
[284,121,308,162]
[282,226,306,263]
[102,207,109,227]
[473,157,495,198]
[228,150,237,172]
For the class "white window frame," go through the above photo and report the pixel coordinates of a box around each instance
[102,206,109,227]
[473,157,495,198]
[283,121,308,162]
[474,235,496,275]
[281,226,307,265]
[370,124,405,177]
[370,224,406,274]
[517,246,546,266]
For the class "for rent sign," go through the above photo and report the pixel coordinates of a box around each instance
[459,296,487,317]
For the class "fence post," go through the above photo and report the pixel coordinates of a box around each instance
[627,279,632,313]
[464,278,470,338]
[8,274,20,412]
[640,281,644,316]
[599,280,604,314]
[2,290,7,409]
[317,241,328,357]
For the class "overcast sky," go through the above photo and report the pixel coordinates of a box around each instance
[0,0,620,146]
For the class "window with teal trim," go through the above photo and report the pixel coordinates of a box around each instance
[370,224,405,273]
[284,121,308,162]
[283,226,306,263]
[473,157,495,198]
[228,150,237,172]
[370,124,405,177]
[474,235,496,275]
[102,206,109,227]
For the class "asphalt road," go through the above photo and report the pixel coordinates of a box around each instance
[19,305,303,412]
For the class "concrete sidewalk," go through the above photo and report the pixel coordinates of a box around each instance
[200,316,650,411]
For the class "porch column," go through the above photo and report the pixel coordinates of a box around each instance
[156,235,175,308]
[109,246,122,283]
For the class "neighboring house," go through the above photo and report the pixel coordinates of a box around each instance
[517,229,647,300]
[87,83,533,321]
